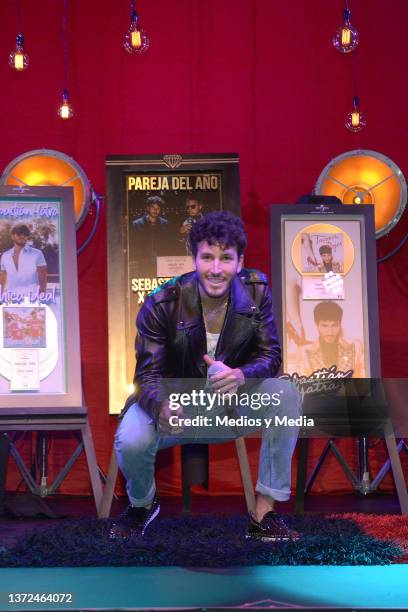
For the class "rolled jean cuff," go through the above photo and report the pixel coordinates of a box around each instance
[255,481,291,502]
[128,482,156,508]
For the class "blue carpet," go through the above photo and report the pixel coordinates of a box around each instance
[0,514,402,567]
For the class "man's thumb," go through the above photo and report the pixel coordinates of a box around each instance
[203,354,215,366]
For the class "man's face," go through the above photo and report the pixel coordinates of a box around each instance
[194,241,243,299]
[147,203,161,220]
[317,319,341,344]
[321,252,333,264]
[11,231,28,246]
[186,199,202,218]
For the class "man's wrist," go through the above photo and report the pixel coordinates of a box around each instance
[234,368,245,387]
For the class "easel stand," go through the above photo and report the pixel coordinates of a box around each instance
[0,408,102,517]
[295,429,408,515]
[295,378,408,515]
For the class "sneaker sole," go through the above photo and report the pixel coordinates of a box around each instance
[140,502,161,537]
[245,533,299,543]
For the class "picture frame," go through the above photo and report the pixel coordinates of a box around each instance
[0,185,81,412]
[106,153,240,414]
[270,204,381,381]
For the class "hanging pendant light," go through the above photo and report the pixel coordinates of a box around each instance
[124,1,149,54]
[345,96,366,132]
[9,33,29,71]
[57,0,74,120]
[333,6,359,53]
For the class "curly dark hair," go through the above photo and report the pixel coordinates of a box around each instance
[188,211,247,257]
[313,301,343,323]
[11,223,31,236]
[146,196,164,208]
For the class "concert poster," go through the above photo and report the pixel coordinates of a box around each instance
[106,154,240,413]
[126,171,224,308]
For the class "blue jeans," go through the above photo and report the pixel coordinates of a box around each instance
[114,378,301,507]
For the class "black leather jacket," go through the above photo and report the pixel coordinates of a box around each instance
[129,269,282,421]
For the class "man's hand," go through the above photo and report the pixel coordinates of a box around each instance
[180,222,192,235]
[204,354,245,394]
[158,401,184,435]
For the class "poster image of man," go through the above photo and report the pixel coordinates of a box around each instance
[317,245,343,274]
[297,301,365,377]
[180,195,204,233]
[133,196,169,229]
[132,196,171,258]
[0,223,47,297]
[179,195,204,253]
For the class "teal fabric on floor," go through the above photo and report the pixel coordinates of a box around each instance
[0,566,407,610]
[0,514,403,567]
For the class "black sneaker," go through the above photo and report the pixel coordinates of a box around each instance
[246,512,299,542]
[109,494,160,540]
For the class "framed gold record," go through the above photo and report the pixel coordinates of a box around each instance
[271,204,381,380]
[291,222,355,276]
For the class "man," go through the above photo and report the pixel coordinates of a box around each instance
[317,245,343,273]
[132,196,170,257]
[179,195,204,254]
[0,224,47,297]
[298,301,365,377]
[179,196,204,233]
[112,211,300,542]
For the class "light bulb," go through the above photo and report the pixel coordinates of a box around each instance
[124,11,149,54]
[345,96,366,132]
[341,28,351,47]
[333,9,359,53]
[353,195,362,204]
[57,90,74,120]
[9,33,29,71]
[131,30,142,48]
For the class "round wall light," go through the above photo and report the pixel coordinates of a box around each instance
[315,149,407,239]
[0,149,94,229]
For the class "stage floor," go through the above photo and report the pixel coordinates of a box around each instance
[0,494,405,610]
[0,565,407,610]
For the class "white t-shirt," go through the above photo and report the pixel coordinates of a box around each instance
[0,245,46,294]
[206,331,220,361]
[205,331,220,387]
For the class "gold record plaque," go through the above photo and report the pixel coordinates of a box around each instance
[291,223,355,276]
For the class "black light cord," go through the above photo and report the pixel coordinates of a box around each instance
[62,0,69,90]
[15,0,24,33]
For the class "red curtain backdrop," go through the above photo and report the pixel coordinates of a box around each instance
[1,0,407,496]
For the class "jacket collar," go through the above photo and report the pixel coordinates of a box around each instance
[175,271,261,376]
[177,271,259,330]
